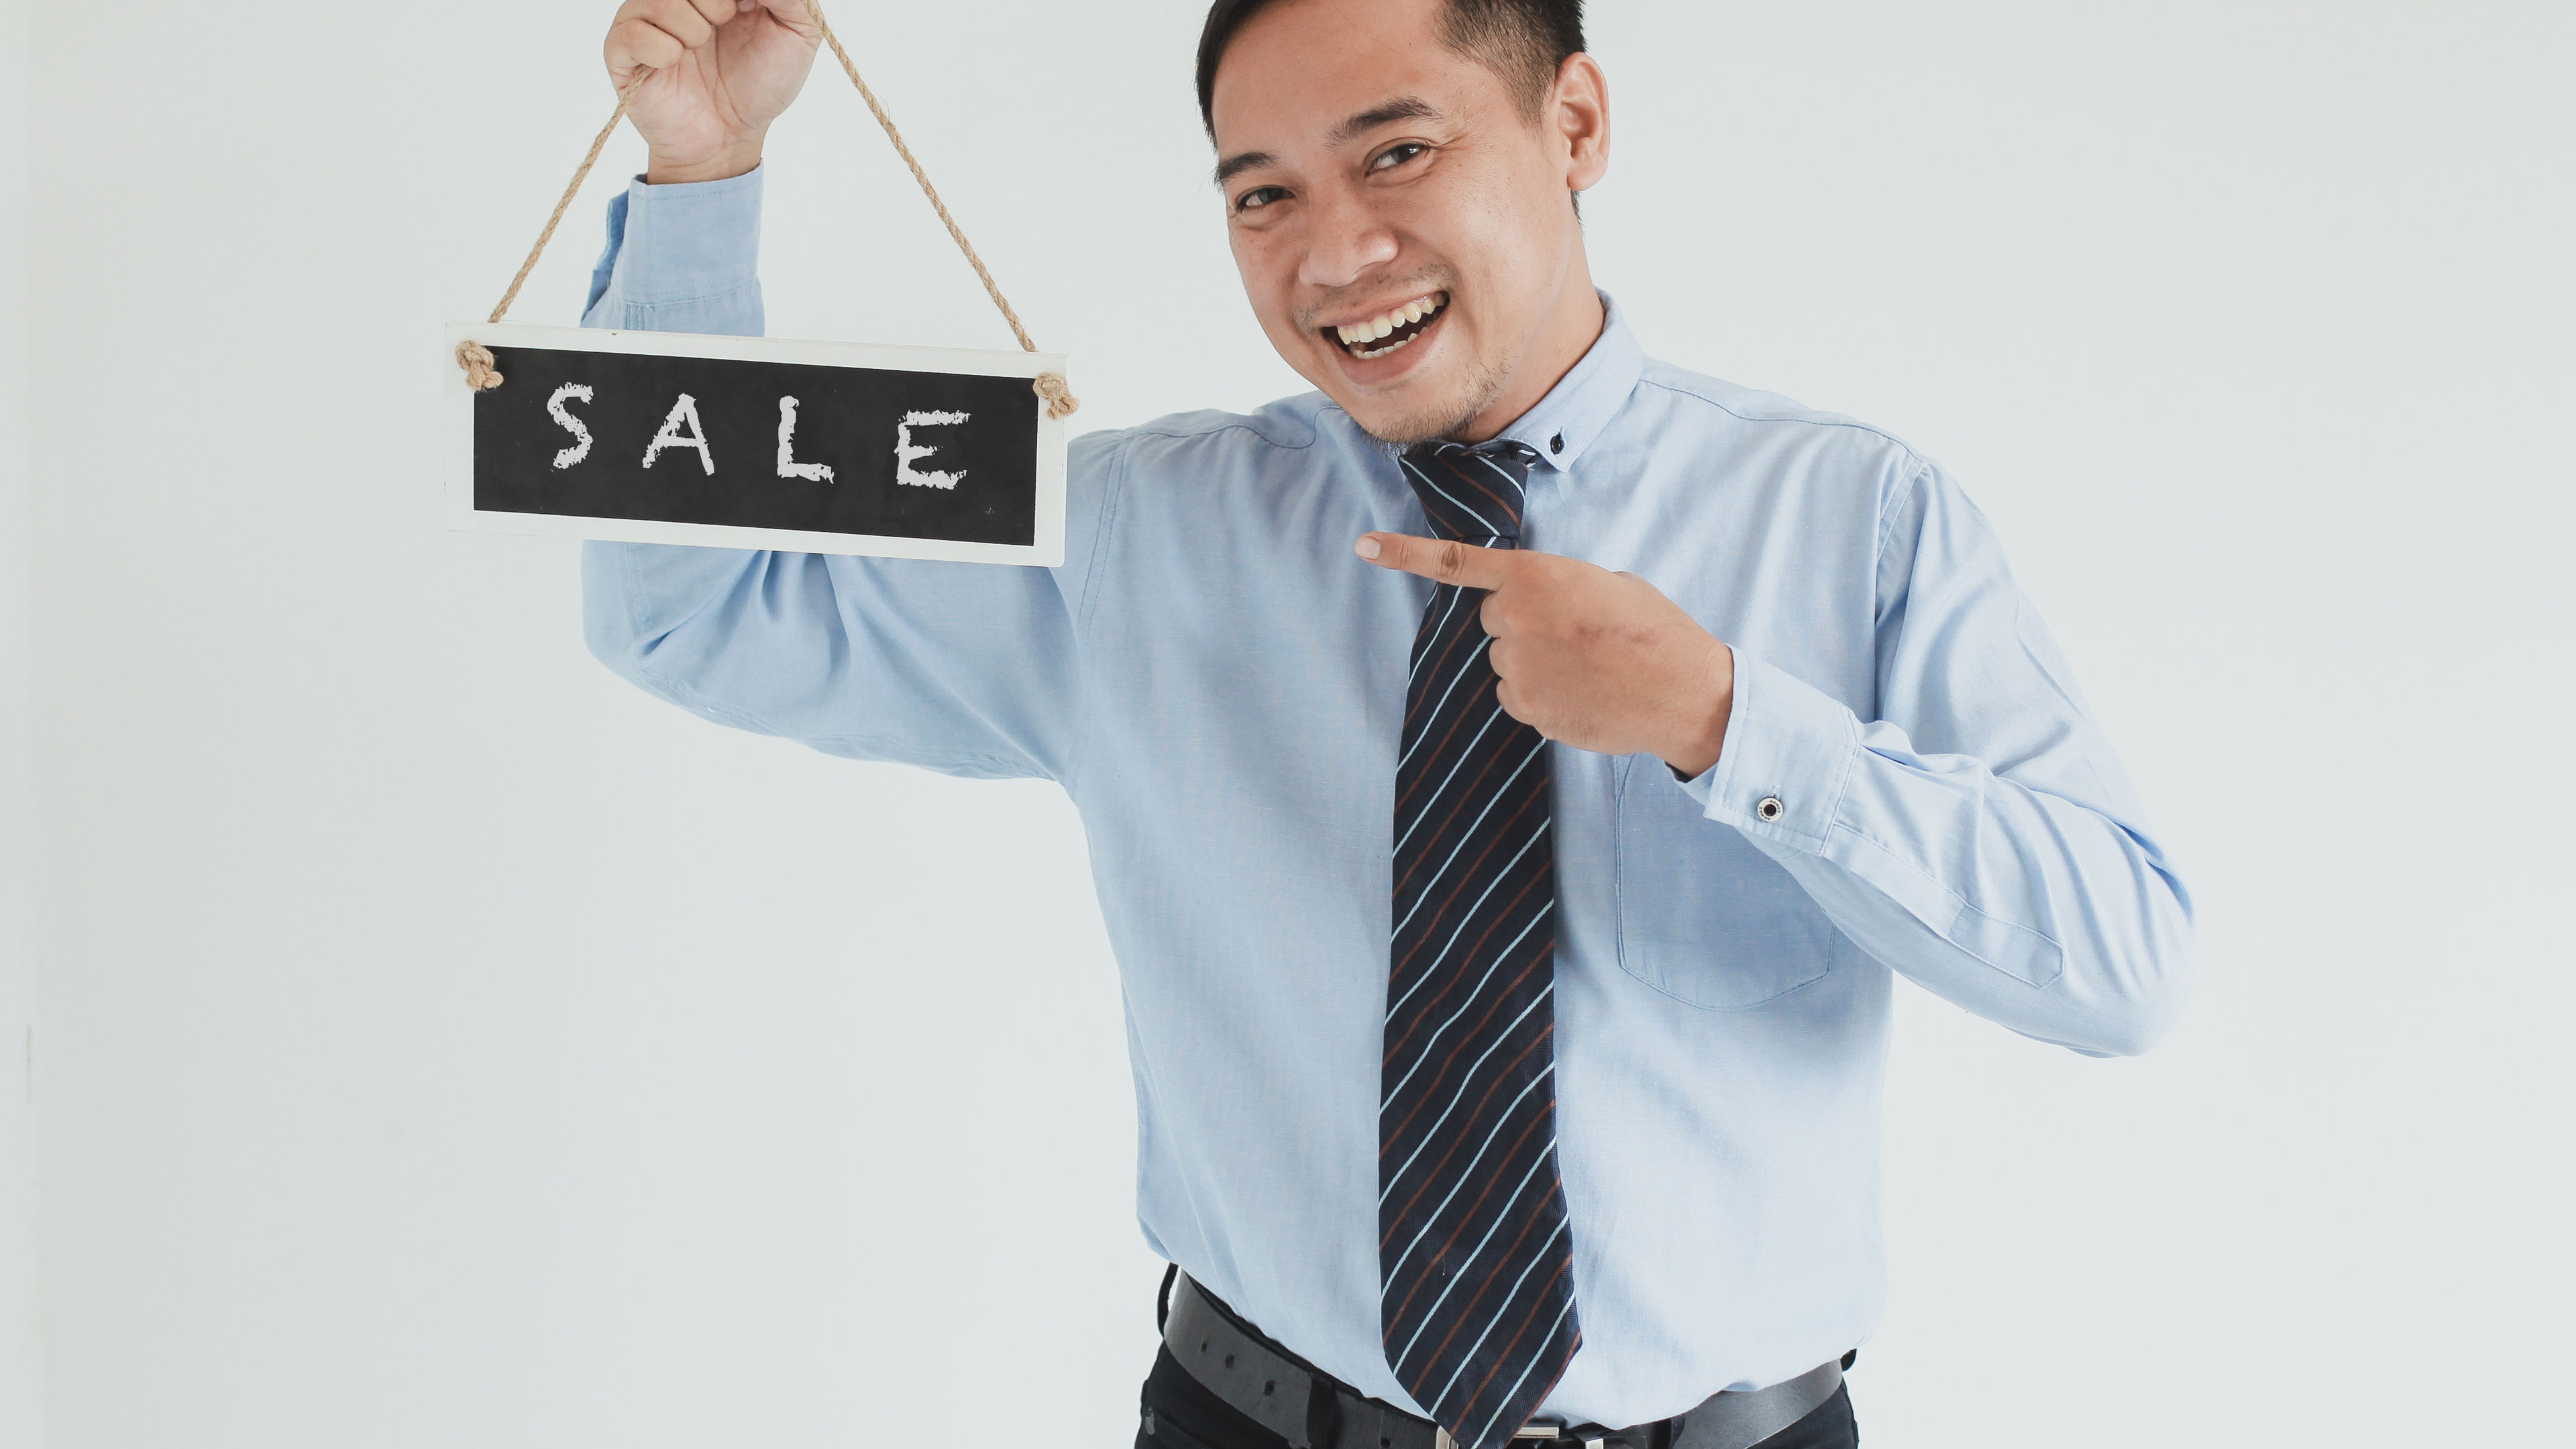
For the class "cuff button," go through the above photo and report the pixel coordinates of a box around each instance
[1756,796,1784,822]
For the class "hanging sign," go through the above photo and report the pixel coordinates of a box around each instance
[447,7,1082,570]
[447,322,1069,566]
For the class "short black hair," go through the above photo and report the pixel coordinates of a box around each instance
[1195,0,1587,137]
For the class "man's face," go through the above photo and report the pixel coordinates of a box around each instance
[1210,0,1607,444]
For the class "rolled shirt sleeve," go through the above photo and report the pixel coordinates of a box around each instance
[1681,462,2194,1057]
[582,166,767,336]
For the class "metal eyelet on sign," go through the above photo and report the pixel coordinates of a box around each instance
[1757,796,1784,822]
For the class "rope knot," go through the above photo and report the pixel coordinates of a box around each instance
[456,340,502,392]
[1032,371,1079,421]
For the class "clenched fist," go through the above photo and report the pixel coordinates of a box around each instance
[607,0,823,185]
[1358,532,1737,777]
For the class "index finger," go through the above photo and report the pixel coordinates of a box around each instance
[1356,533,1518,590]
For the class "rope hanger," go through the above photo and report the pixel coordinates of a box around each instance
[455,0,1079,421]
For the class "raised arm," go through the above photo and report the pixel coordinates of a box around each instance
[578,0,1099,784]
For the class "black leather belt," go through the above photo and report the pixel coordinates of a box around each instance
[1155,1271,1843,1449]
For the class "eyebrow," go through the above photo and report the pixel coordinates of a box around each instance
[1213,150,1278,187]
[1330,96,1442,148]
[1211,96,1447,189]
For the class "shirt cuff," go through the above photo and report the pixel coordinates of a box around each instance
[1676,650,1862,855]
[588,166,765,321]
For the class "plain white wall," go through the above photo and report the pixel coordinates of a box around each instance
[2,0,50,1438]
[19,2,2572,1446]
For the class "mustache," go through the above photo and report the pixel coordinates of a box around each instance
[1293,271,1458,331]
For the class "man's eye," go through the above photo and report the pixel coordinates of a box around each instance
[1370,142,1428,172]
[1236,186,1289,212]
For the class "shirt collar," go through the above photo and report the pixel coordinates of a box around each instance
[1491,290,1644,475]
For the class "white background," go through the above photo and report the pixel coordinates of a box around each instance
[1,0,42,1440]
[5,1,2571,1445]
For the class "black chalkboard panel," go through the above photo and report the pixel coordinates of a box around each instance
[447,323,1069,566]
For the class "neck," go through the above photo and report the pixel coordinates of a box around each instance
[1448,246,1606,444]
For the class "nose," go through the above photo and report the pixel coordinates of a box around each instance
[1296,186,1399,291]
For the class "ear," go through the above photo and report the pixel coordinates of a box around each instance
[1552,52,1611,193]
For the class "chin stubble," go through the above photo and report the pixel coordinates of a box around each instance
[1358,352,1516,447]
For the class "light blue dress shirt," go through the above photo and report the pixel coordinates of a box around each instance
[576,168,2192,1426]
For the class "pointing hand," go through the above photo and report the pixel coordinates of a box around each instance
[1357,532,1736,777]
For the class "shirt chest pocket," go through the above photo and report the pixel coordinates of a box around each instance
[1612,755,1837,1010]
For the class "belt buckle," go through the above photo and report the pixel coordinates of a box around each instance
[1507,1424,1610,1449]
[1435,1423,1610,1449]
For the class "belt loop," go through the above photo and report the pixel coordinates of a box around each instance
[1305,1375,1341,1449]
[1157,1263,1180,1333]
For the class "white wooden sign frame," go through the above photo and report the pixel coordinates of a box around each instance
[445,321,1071,568]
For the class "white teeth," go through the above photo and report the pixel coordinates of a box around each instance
[1332,292,1446,354]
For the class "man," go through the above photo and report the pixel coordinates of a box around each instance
[580,1,2192,1445]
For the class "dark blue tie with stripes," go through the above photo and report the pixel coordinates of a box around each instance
[1381,439,1578,1449]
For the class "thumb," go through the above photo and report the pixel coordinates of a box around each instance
[1356,533,1515,590]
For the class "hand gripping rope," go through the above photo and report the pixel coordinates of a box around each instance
[453,0,1079,421]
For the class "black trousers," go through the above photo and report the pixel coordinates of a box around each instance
[1136,1343,1860,1449]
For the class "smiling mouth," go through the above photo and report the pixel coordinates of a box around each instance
[1324,291,1448,360]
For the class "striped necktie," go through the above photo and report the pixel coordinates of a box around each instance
[1381,439,1578,1449]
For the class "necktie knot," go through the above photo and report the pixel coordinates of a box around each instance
[1400,439,1541,543]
